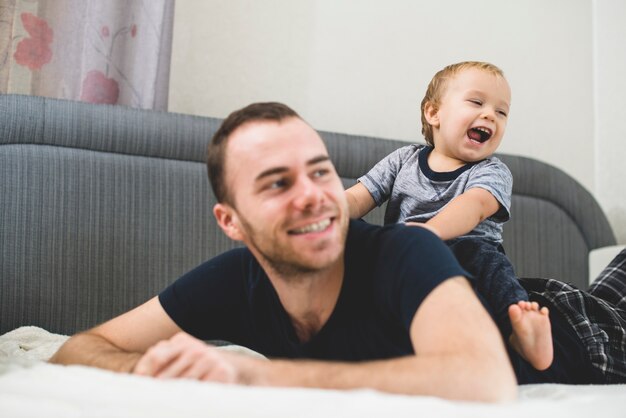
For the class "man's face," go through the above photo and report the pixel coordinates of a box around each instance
[215,117,349,277]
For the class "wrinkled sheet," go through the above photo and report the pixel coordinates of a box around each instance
[1,327,625,418]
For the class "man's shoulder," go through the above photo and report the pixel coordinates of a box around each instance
[209,246,256,266]
[347,220,465,278]
[347,220,444,256]
[180,246,259,284]
[345,220,469,331]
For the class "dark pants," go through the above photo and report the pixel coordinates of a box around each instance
[447,238,528,338]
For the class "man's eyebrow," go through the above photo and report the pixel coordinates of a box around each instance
[254,155,331,182]
[308,155,331,165]
[255,166,288,182]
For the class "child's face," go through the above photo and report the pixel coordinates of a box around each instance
[426,68,511,163]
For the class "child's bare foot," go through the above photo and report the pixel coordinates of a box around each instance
[508,301,553,371]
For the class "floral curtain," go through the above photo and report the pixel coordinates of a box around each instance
[0,0,175,110]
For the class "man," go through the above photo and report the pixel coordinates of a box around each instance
[50,102,517,402]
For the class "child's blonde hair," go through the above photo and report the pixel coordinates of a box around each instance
[420,61,505,146]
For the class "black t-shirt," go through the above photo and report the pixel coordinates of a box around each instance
[159,220,467,361]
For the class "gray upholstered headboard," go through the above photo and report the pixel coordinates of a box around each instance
[0,94,616,335]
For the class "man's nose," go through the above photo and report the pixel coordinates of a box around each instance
[292,175,323,210]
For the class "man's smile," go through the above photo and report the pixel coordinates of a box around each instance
[288,218,333,235]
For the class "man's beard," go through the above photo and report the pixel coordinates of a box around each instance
[238,215,345,280]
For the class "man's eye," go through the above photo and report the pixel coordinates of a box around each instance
[312,169,329,178]
[269,179,287,189]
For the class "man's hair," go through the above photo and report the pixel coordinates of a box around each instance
[420,61,505,146]
[207,102,300,204]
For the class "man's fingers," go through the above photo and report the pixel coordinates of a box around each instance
[134,332,238,382]
[134,347,169,376]
[186,353,237,383]
[154,351,194,379]
[163,345,238,383]
[134,337,187,376]
[155,343,207,379]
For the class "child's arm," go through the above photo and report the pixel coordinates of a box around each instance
[408,188,500,241]
[345,183,377,219]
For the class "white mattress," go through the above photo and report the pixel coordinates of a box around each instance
[1,327,625,417]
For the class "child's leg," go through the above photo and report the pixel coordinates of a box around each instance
[447,239,526,333]
[508,301,553,371]
[448,239,553,370]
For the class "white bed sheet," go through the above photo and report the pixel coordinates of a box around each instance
[1,327,625,418]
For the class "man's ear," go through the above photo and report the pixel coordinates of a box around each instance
[213,203,244,241]
[423,102,440,128]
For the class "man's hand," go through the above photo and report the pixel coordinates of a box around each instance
[133,332,248,383]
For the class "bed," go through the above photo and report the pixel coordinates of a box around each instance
[1,94,624,415]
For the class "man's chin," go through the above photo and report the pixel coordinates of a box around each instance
[245,215,348,277]
[264,248,344,277]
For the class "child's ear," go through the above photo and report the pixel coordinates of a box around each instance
[423,102,440,128]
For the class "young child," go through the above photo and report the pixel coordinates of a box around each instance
[346,61,553,370]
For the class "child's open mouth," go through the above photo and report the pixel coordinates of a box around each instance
[467,127,492,143]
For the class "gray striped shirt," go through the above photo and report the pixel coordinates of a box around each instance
[359,144,512,243]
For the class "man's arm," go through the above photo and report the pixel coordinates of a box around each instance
[345,183,377,219]
[49,297,182,372]
[134,277,517,402]
[407,188,500,240]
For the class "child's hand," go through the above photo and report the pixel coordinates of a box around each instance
[405,222,441,239]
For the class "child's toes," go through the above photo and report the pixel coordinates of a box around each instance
[509,304,523,323]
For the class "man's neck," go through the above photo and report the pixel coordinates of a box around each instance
[266,260,344,343]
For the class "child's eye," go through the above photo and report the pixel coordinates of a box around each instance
[468,99,482,106]
[497,110,508,117]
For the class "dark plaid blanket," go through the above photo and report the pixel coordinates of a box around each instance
[521,249,626,383]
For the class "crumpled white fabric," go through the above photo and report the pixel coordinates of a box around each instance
[1,326,625,418]
[0,326,68,371]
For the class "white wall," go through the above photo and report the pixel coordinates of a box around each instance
[594,0,626,243]
[169,0,626,244]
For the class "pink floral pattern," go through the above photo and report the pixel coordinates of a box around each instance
[79,21,138,105]
[13,12,53,70]
[80,70,119,104]
[1,1,173,110]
